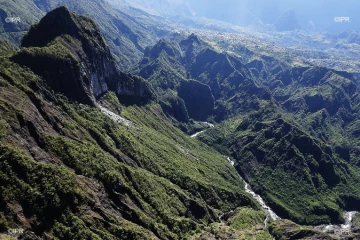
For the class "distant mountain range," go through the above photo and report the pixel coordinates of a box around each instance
[107,0,195,17]
[1,1,360,239]
[107,0,360,33]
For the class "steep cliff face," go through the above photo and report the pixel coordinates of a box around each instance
[159,94,190,122]
[178,80,215,121]
[198,62,360,226]
[135,35,274,122]
[12,6,155,105]
[0,8,260,240]
[135,37,217,121]
[138,39,186,90]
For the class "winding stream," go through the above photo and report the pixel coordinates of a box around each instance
[190,122,214,138]
[191,126,281,227]
[191,127,359,233]
[225,157,280,227]
[315,211,358,233]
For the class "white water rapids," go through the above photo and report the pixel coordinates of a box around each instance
[190,122,214,138]
[191,127,359,232]
[225,157,280,227]
[315,211,358,233]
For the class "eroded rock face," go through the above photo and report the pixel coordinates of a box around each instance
[159,95,190,122]
[178,80,214,121]
[14,6,155,105]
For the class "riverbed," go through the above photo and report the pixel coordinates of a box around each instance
[191,128,358,232]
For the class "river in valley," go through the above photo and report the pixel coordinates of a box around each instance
[190,122,214,138]
[191,127,359,233]
[225,156,280,227]
[315,211,358,233]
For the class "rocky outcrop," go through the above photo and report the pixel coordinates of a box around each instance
[135,36,216,121]
[269,220,336,240]
[159,95,189,122]
[178,80,215,121]
[179,33,204,65]
[13,6,155,105]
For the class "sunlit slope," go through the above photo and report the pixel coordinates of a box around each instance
[0,7,263,239]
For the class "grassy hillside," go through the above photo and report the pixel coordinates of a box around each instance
[0,8,266,239]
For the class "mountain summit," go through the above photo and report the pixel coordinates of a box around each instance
[12,6,155,105]
[0,6,265,239]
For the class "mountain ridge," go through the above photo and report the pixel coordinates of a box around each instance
[13,6,155,105]
[2,1,360,240]
[0,7,272,239]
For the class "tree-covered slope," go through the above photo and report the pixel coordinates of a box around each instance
[199,66,360,226]
[2,1,360,239]
[134,36,216,122]
[0,7,265,239]
[130,25,360,231]
[134,34,276,123]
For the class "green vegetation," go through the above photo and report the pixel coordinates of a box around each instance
[0,8,258,238]
[268,220,331,240]
[0,58,254,239]
[188,207,272,240]
[200,106,360,225]
[0,0,163,69]
[0,0,43,46]
[0,40,17,57]
[353,213,360,227]
[229,207,265,230]
[2,1,360,239]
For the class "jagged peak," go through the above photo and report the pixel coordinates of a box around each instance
[145,38,182,59]
[181,33,201,46]
[13,6,155,106]
[22,6,108,55]
[198,47,220,58]
[22,6,75,47]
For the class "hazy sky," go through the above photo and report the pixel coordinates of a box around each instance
[115,0,359,33]
[188,0,359,33]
